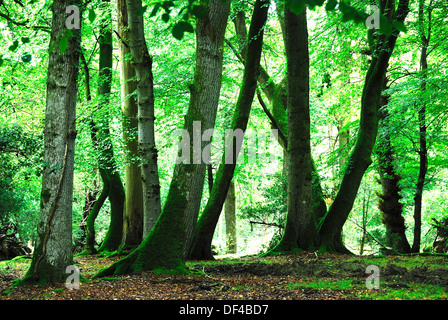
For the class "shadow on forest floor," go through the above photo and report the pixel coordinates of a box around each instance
[1,251,448,300]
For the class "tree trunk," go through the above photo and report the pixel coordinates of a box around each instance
[225,180,237,254]
[79,49,124,254]
[118,0,144,248]
[95,0,230,276]
[270,7,318,253]
[228,4,327,253]
[23,0,81,283]
[187,0,269,261]
[96,0,125,252]
[412,0,430,253]
[376,79,411,254]
[123,0,162,238]
[318,0,410,253]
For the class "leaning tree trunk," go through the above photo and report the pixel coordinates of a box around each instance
[224,4,327,256]
[118,0,144,248]
[318,0,410,253]
[94,0,230,276]
[23,0,81,284]
[376,78,411,254]
[187,0,269,261]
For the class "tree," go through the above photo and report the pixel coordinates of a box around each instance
[118,0,144,248]
[318,0,410,253]
[376,78,411,253]
[80,0,125,254]
[225,180,237,254]
[95,0,230,275]
[411,0,431,253]
[23,0,82,283]
[124,0,162,238]
[96,0,125,252]
[187,0,269,260]
[270,6,318,253]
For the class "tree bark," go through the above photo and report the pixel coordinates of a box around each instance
[318,0,410,253]
[228,4,327,253]
[270,7,318,253]
[412,0,430,253]
[95,0,230,276]
[118,0,144,247]
[376,79,411,254]
[187,0,269,261]
[24,0,81,283]
[96,0,125,252]
[225,180,237,254]
[123,0,162,238]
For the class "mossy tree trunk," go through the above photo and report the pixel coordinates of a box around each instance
[187,0,269,261]
[227,5,327,254]
[23,0,81,284]
[95,0,230,276]
[270,7,318,253]
[318,0,410,253]
[126,0,162,238]
[376,78,411,254]
[118,0,144,248]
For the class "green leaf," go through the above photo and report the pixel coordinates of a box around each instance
[172,21,194,40]
[307,0,325,10]
[64,28,73,38]
[325,0,337,10]
[392,20,407,33]
[21,37,30,44]
[379,14,393,36]
[0,56,3,67]
[150,3,161,17]
[338,2,355,21]
[88,9,96,23]
[9,40,19,52]
[287,0,306,15]
[192,5,207,19]
[161,1,174,11]
[59,36,69,54]
[162,13,170,22]
[134,5,148,16]
[21,54,32,63]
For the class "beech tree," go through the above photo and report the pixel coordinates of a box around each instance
[23,0,82,283]
[271,6,318,253]
[118,0,144,248]
[188,0,270,260]
[2,0,445,287]
[124,0,162,238]
[95,0,230,275]
[318,0,410,252]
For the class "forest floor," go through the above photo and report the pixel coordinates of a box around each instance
[1,251,448,300]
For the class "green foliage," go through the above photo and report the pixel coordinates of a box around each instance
[0,122,41,241]
[0,0,447,264]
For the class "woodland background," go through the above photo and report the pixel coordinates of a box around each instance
[0,0,447,288]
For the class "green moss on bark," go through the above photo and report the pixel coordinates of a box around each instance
[94,181,189,277]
